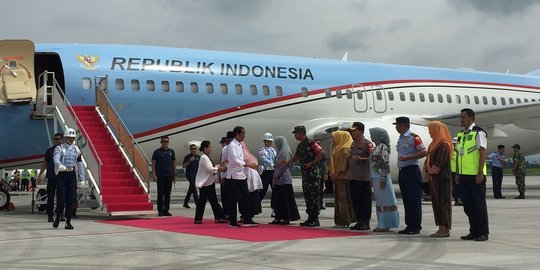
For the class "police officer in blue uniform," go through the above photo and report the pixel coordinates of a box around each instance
[53,128,86,229]
[394,117,427,234]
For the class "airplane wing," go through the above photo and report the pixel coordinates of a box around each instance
[425,103,540,130]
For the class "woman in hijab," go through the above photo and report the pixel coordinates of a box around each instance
[369,127,400,232]
[269,136,301,225]
[330,130,356,228]
[425,121,453,237]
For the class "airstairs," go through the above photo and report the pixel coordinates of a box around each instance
[33,71,154,216]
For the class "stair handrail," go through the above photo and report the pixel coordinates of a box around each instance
[94,80,151,194]
[42,71,103,204]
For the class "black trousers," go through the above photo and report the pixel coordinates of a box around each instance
[46,177,57,217]
[451,172,460,201]
[184,176,198,205]
[157,176,173,214]
[398,165,423,232]
[56,171,76,219]
[491,166,504,198]
[460,174,489,236]
[259,170,274,204]
[349,180,372,225]
[226,178,251,224]
[195,183,225,221]
[220,180,229,216]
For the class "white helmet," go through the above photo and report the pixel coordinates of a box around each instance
[262,132,273,141]
[64,128,77,138]
[452,137,458,144]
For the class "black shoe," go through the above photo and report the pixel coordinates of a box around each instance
[406,230,420,235]
[243,221,259,227]
[269,219,282,225]
[515,195,525,199]
[48,216,54,222]
[305,220,320,227]
[351,223,370,231]
[65,222,74,230]
[60,216,65,222]
[229,223,241,228]
[183,204,191,208]
[279,220,290,225]
[53,216,60,228]
[460,234,475,240]
[194,220,202,224]
[398,229,410,234]
[300,219,311,226]
[474,235,488,241]
[164,212,172,216]
[494,196,506,199]
[158,212,164,216]
[215,219,228,224]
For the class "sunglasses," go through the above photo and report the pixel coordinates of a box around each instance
[54,138,62,140]
[161,141,169,143]
[190,148,197,150]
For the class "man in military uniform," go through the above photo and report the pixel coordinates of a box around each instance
[455,108,489,241]
[283,126,325,227]
[394,117,426,235]
[511,144,526,199]
[53,128,86,230]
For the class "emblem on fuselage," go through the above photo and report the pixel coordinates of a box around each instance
[76,54,100,70]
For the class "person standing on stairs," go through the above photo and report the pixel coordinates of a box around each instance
[52,128,86,230]
[182,144,200,208]
[152,136,177,216]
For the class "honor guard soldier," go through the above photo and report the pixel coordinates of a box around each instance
[394,116,426,235]
[53,128,86,229]
[455,108,489,241]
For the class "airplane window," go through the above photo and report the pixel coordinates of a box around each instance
[455,95,461,104]
[235,84,243,95]
[176,81,184,92]
[419,93,425,102]
[325,88,332,98]
[492,97,497,105]
[524,98,529,103]
[82,77,92,90]
[465,95,470,104]
[220,83,228,94]
[206,83,214,94]
[376,91,383,100]
[482,96,488,105]
[446,94,452,103]
[501,97,506,105]
[357,90,364,100]
[115,79,124,91]
[428,93,434,102]
[131,79,140,91]
[517,98,522,104]
[162,81,170,92]
[409,92,415,102]
[146,80,155,92]
[399,92,405,101]
[509,98,514,104]
[301,87,309,97]
[346,89,352,99]
[190,82,198,93]
[336,89,342,99]
[473,96,479,104]
[251,85,258,95]
[387,91,394,101]
[275,86,283,96]
[437,94,443,103]
[263,85,270,96]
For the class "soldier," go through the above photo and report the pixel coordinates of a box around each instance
[511,144,526,199]
[52,128,86,229]
[456,108,489,241]
[394,116,426,235]
[283,126,325,227]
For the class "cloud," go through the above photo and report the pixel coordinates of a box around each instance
[449,0,540,16]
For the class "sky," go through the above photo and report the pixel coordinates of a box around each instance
[3,0,540,74]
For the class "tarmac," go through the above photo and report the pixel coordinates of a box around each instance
[1,175,540,270]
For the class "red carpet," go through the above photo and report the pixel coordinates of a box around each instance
[100,216,367,242]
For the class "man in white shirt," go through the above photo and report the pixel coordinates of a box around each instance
[226,126,258,227]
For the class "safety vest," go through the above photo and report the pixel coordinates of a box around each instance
[456,128,487,175]
[450,150,457,173]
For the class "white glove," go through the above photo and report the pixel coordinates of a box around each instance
[58,165,67,172]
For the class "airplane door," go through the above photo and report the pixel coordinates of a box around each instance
[353,84,368,112]
[95,76,108,96]
[0,40,37,105]
[371,85,387,113]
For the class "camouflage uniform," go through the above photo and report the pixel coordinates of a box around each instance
[513,152,526,195]
[295,138,323,218]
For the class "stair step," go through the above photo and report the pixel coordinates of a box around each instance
[102,186,145,195]
[107,202,153,212]
[101,165,131,172]
[102,194,149,204]
[102,171,135,179]
[102,179,139,187]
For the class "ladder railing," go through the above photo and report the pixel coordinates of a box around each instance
[94,76,151,194]
[36,71,104,205]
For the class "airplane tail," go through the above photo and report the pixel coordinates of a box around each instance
[526,69,540,76]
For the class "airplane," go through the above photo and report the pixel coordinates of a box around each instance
[1,39,540,205]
